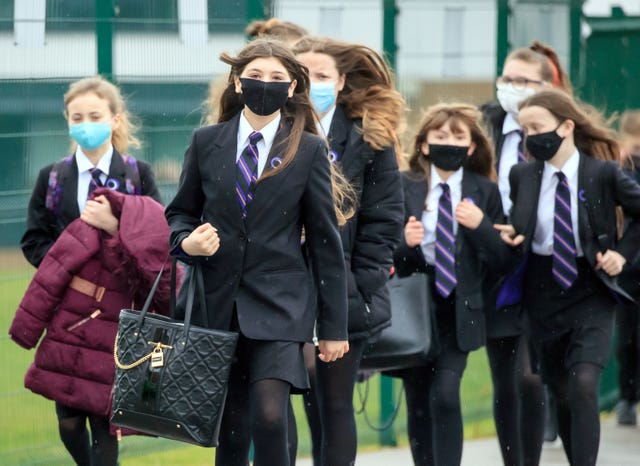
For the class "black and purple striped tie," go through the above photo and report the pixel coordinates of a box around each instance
[552,172,578,289]
[516,130,527,163]
[435,183,457,298]
[235,131,263,218]
[87,167,103,198]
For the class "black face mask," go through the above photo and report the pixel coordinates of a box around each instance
[427,144,469,171]
[525,125,564,162]
[240,78,291,116]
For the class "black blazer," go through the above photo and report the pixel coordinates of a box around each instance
[21,150,160,267]
[480,102,508,171]
[328,106,404,340]
[508,154,640,299]
[165,113,348,342]
[393,169,508,352]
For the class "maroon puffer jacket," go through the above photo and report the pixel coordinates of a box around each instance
[9,188,172,417]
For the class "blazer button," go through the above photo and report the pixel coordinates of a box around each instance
[239,233,246,241]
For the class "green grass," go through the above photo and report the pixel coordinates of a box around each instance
[0,249,495,465]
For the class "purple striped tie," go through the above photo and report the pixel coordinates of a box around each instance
[87,167,103,198]
[236,131,263,218]
[435,183,457,298]
[516,130,527,163]
[552,172,578,289]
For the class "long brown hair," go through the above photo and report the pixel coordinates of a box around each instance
[64,75,140,154]
[519,90,619,162]
[292,36,406,158]
[408,103,496,181]
[506,41,573,95]
[218,39,316,181]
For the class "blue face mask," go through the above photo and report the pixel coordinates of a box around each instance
[69,121,112,150]
[310,81,337,114]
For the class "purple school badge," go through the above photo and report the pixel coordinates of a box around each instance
[106,178,120,190]
[328,150,338,163]
[270,157,282,169]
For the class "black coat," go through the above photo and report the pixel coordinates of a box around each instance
[165,113,348,342]
[507,154,640,300]
[328,106,404,340]
[393,169,508,352]
[21,150,161,267]
[480,102,508,171]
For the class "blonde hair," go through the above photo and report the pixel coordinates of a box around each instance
[408,103,496,181]
[620,110,640,138]
[64,76,140,154]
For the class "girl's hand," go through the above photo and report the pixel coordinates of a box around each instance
[181,223,220,256]
[494,223,524,247]
[81,195,118,235]
[404,216,424,247]
[456,198,483,230]
[318,340,349,363]
[596,250,626,276]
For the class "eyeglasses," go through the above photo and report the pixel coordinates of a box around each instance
[496,76,547,91]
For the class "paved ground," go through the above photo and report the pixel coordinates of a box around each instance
[297,418,640,465]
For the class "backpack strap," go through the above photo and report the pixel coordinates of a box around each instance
[120,154,142,195]
[45,155,74,216]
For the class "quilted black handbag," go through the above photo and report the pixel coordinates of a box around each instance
[359,273,436,371]
[111,261,238,447]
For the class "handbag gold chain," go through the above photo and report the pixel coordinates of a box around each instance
[113,335,173,370]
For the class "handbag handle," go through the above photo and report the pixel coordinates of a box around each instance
[135,257,209,344]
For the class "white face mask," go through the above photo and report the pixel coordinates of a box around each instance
[496,83,536,116]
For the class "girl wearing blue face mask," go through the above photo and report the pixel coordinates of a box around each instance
[292,37,406,466]
[19,76,162,465]
[22,76,161,267]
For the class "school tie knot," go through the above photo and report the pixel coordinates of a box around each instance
[87,167,104,198]
[552,171,578,289]
[515,129,527,163]
[235,131,263,219]
[435,182,457,298]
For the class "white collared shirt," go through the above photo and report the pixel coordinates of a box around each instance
[420,165,463,265]
[498,113,522,217]
[316,105,337,139]
[532,149,584,256]
[236,111,281,178]
[76,145,112,213]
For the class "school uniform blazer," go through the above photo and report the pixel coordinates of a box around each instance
[507,155,640,300]
[393,169,508,352]
[480,102,508,170]
[165,113,348,342]
[328,106,404,340]
[21,150,161,267]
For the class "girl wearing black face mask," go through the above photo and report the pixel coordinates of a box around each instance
[495,89,640,466]
[165,39,351,466]
[393,103,509,466]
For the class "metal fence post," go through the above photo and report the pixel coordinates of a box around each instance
[382,0,398,71]
[379,375,397,446]
[496,0,509,78]
[96,0,114,80]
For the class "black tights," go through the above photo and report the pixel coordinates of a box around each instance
[402,365,465,466]
[288,343,323,466]
[548,362,602,466]
[55,402,118,466]
[306,339,367,466]
[486,335,545,466]
[216,377,291,466]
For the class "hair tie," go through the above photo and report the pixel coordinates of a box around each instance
[547,57,561,87]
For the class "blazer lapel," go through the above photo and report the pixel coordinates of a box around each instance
[212,114,245,229]
[512,161,543,246]
[458,170,480,253]
[249,120,293,221]
[108,150,128,193]
[327,105,349,162]
[404,175,428,219]
[59,155,80,220]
